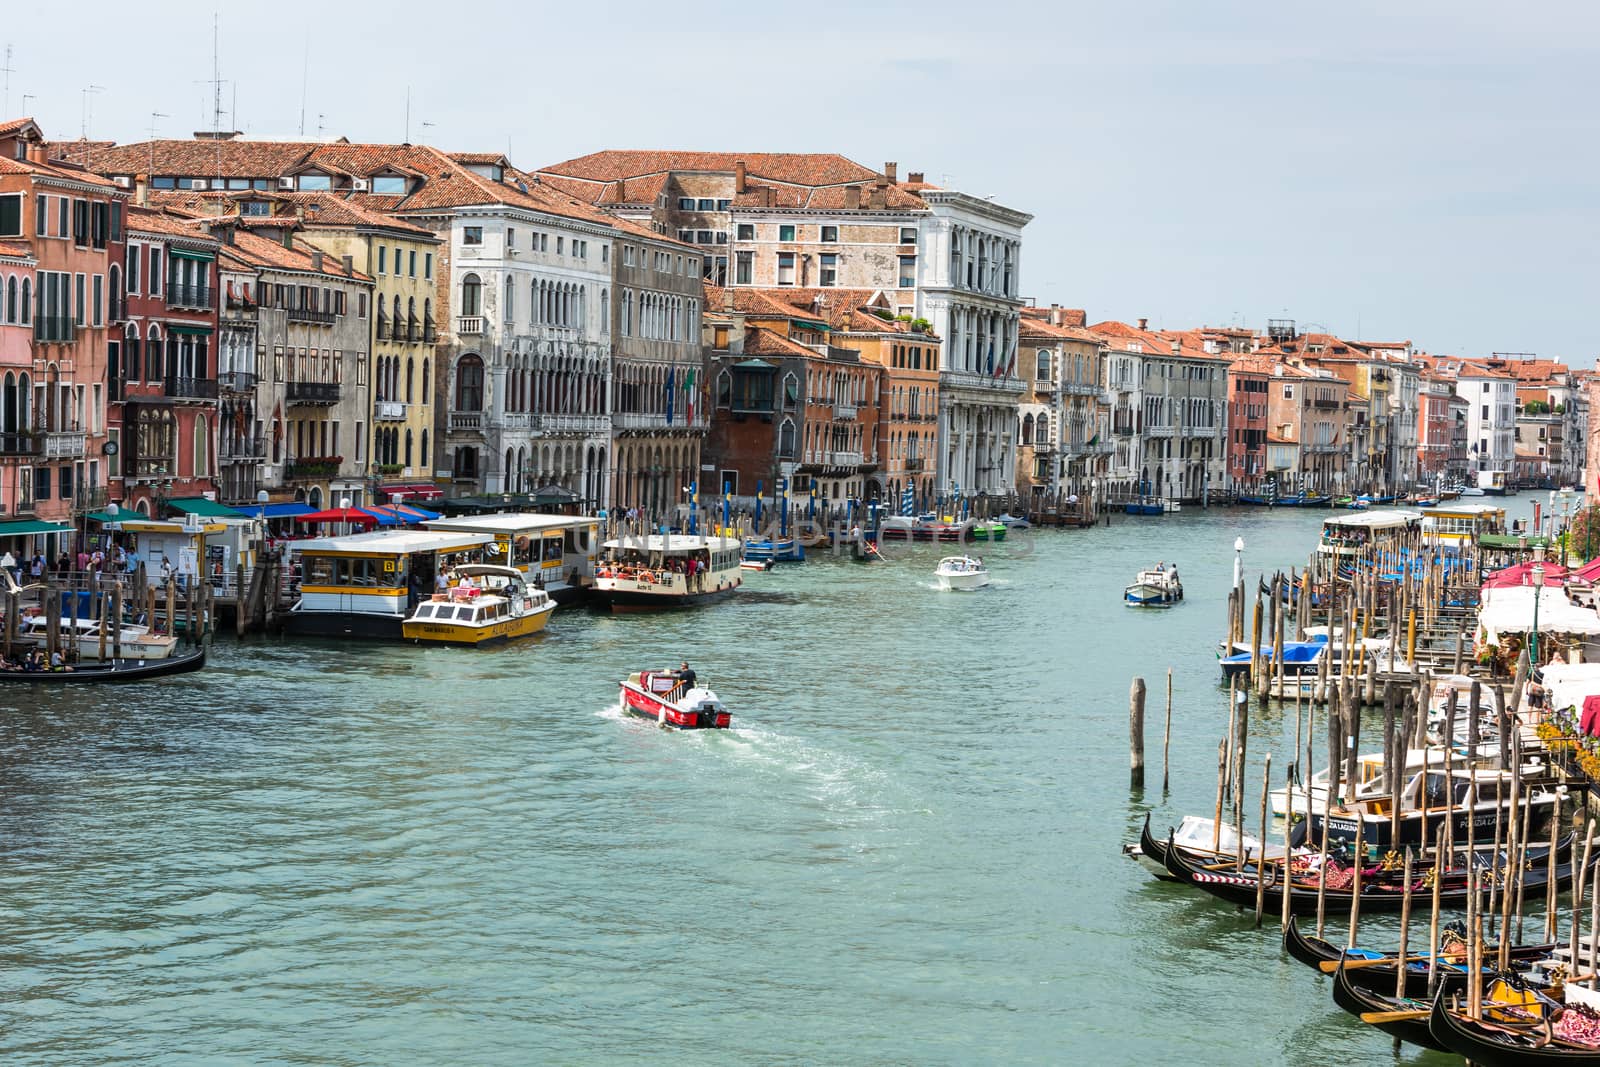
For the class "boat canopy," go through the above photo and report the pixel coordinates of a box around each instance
[603,534,742,554]
[294,530,497,556]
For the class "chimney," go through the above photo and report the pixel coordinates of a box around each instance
[134,174,150,208]
[869,186,886,209]
[25,140,45,164]
[1048,303,1062,327]
[908,171,924,185]
[884,162,898,185]
[734,159,747,194]
[311,249,324,272]
[341,254,354,275]
[844,186,861,210]
[1170,339,1181,355]
[1137,317,1147,331]
[763,187,775,207]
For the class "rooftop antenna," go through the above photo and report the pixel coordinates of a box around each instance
[148,110,169,174]
[21,92,34,115]
[403,86,411,143]
[1,45,14,116]
[317,112,326,139]
[297,30,310,137]
[80,84,105,139]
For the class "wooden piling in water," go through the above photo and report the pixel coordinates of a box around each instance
[1255,753,1272,927]
[1129,677,1146,789]
[235,563,247,637]
[1395,848,1414,1000]
[1162,669,1172,793]
[110,583,122,660]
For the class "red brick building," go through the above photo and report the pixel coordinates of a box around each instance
[114,207,221,516]
[1225,354,1271,491]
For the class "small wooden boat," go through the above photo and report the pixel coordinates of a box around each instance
[17,614,179,660]
[1429,986,1600,1066]
[742,535,804,562]
[739,557,775,572]
[934,556,990,591]
[1125,812,1303,881]
[1332,959,1447,1052]
[619,668,731,730]
[1124,564,1183,606]
[0,647,207,683]
[401,565,556,645]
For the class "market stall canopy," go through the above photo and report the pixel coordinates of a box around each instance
[379,483,445,502]
[1539,662,1600,716]
[1483,561,1570,589]
[165,497,246,519]
[0,519,72,537]
[257,503,316,519]
[1478,585,1600,644]
[1571,558,1600,584]
[293,508,379,527]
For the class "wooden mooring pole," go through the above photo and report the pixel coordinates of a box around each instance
[1129,676,1146,789]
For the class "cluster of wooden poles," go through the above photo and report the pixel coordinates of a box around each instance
[1,572,213,660]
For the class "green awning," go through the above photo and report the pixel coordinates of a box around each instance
[793,319,829,332]
[170,248,216,262]
[166,497,246,519]
[85,510,123,524]
[1481,534,1552,549]
[0,519,72,537]
[168,324,214,336]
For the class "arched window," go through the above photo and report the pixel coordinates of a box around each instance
[194,414,210,477]
[421,358,430,405]
[406,358,414,403]
[376,294,387,337]
[146,325,163,382]
[423,298,433,338]
[600,289,609,328]
[778,418,796,458]
[5,275,16,323]
[1021,413,1033,446]
[461,273,482,316]
[421,428,429,467]
[405,429,414,467]
[20,277,30,324]
[504,275,514,323]
[455,354,484,411]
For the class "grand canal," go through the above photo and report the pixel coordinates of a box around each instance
[1,502,1540,1064]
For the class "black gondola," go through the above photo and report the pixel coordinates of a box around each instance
[0,647,207,683]
[1162,832,1578,915]
[1429,990,1600,1067]
[1283,915,1557,999]
[1332,959,1447,1053]
[1130,812,1311,882]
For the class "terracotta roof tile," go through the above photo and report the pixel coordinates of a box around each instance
[0,239,33,260]
[538,151,884,189]
[127,206,223,244]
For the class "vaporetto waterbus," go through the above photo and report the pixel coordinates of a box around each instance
[1316,510,1421,562]
[422,512,601,604]
[591,534,743,611]
[285,529,496,638]
[1419,502,1507,553]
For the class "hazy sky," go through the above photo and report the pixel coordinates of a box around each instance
[5,1,1596,363]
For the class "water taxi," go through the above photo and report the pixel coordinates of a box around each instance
[1476,469,1508,496]
[934,555,990,591]
[592,534,743,611]
[401,565,556,645]
[1316,510,1421,562]
[619,668,731,729]
[1124,563,1183,606]
[286,529,496,638]
[422,513,601,605]
[16,615,179,660]
[1419,502,1507,553]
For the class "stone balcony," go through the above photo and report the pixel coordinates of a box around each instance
[375,400,407,421]
[44,431,87,458]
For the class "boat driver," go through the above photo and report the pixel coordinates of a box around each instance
[676,661,697,693]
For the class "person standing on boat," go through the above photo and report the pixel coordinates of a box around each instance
[676,661,696,694]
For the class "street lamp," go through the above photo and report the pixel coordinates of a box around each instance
[1531,561,1546,667]
[256,489,269,557]
[1233,536,1244,588]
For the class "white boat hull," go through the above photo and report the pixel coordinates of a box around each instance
[936,570,990,591]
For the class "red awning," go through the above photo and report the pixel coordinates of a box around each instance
[1572,558,1600,584]
[1482,561,1569,589]
[294,507,380,526]
[1582,695,1600,738]
[379,483,444,501]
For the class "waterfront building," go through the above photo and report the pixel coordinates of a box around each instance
[1089,319,1228,503]
[1452,359,1517,479]
[0,239,37,522]
[202,213,374,510]
[115,206,222,516]
[701,289,883,510]
[534,153,1031,503]
[1417,372,1455,484]
[602,216,707,514]
[0,118,126,533]
[1224,353,1272,495]
[1262,360,1350,495]
[1501,357,1588,487]
[1017,306,1108,502]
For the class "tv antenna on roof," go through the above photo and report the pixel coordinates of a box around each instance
[1,45,15,116]
[80,84,104,139]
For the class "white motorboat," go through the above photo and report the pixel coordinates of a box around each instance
[934,556,990,591]
[1125,563,1183,606]
[17,614,179,660]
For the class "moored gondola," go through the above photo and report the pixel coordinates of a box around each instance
[0,647,207,683]
[1332,959,1447,1053]
[1283,915,1558,999]
[1162,831,1578,915]
[1429,989,1600,1067]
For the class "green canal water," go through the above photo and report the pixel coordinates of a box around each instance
[0,501,1541,1064]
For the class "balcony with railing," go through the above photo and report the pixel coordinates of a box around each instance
[449,410,485,432]
[1146,423,1174,438]
[904,456,925,472]
[456,316,484,336]
[44,431,87,458]
[166,283,213,311]
[832,402,858,420]
[376,400,407,421]
[219,370,257,393]
[407,319,422,342]
[376,317,392,341]
[534,413,611,435]
[287,306,337,325]
[285,457,343,481]
[166,377,219,401]
[423,322,438,344]
[0,432,42,456]
[73,485,108,511]
[221,435,266,463]
[286,381,340,405]
[1061,380,1101,396]
[940,369,1025,395]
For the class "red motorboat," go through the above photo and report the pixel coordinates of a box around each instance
[619,669,731,730]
